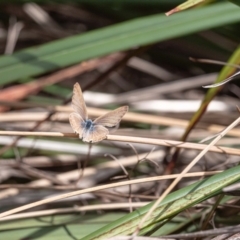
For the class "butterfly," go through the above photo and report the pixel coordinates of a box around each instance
[69,83,128,143]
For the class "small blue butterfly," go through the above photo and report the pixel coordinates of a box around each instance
[69,83,128,143]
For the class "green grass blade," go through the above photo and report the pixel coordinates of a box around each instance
[0,213,126,240]
[81,165,240,239]
[166,0,209,16]
[0,2,240,84]
[180,45,240,142]
[229,0,240,7]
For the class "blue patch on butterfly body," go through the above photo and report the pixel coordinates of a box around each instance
[82,119,94,132]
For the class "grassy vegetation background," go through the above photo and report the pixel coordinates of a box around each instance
[0,1,240,239]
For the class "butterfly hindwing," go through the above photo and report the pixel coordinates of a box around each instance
[82,125,109,143]
[69,112,84,139]
[93,106,128,127]
[71,83,88,121]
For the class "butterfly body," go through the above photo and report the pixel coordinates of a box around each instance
[80,119,94,139]
[69,83,128,143]
[83,119,94,131]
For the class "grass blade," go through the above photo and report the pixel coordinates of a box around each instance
[81,165,240,239]
[0,2,240,84]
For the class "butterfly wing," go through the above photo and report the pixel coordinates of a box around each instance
[93,106,128,127]
[71,82,88,120]
[69,112,85,139]
[82,125,109,143]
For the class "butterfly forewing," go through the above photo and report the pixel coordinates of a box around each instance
[93,106,128,127]
[69,112,84,139]
[82,125,109,143]
[71,83,88,121]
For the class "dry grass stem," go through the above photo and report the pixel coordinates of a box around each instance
[134,115,240,235]
[0,171,220,219]
[1,108,240,137]
[0,202,150,222]
[0,131,240,156]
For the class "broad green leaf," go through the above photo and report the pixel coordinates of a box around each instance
[81,165,240,239]
[0,2,240,84]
